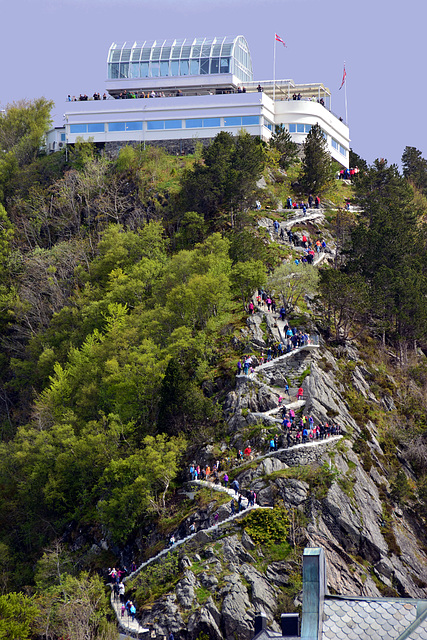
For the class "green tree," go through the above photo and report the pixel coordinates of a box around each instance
[269,124,299,169]
[0,98,53,203]
[299,123,333,195]
[401,146,427,194]
[319,268,369,342]
[173,211,207,250]
[0,592,40,640]
[231,259,266,309]
[348,159,427,360]
[181,131,265,227]
[267,262,319,313]
[349,148,368,173]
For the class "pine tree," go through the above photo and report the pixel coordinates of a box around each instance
[299,123,333,195]
[269,124,299,169]
[401,146,427,195]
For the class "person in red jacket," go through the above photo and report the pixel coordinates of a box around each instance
[297,387,304,400]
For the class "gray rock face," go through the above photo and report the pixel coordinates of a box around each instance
[304,362,359,432]
[175,570,196,609]
[199,571,219,590]
[246,314,266,347]
[220,573,254,640]
[222,535,255,565]
[187,598,223,640]
[240,563,278,616]
[265,560,292,586]
[139,594,184,638]
[275,478,309,507]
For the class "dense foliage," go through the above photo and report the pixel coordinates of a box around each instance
[2,99,427,638]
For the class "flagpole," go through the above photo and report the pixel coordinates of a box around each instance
[273,36,276,102]
[344,61,348,123]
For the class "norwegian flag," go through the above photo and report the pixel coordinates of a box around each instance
[275,33,287,48]
[339,64,347,90]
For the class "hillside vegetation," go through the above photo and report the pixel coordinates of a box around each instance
[1,101,427,639]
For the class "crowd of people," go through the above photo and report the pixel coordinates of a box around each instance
[67,93,107,102]
[285,194,321,210]
[110,565,139,621]
[269,410,342,451]
[337,167,360,180]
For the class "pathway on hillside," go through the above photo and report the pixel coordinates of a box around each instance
[110,490,270,636]
[110,426,343,635]
[111,212,335,637]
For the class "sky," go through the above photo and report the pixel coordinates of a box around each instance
[1,0,425,167]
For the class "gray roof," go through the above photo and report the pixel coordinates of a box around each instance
[323,596,427,640]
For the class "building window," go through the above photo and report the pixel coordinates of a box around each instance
[126,122,143,131]
[220,58,230,73]
[70,124,87,134]
[109,63,119,79]
[108,122,126,132]
[165,120,182,129]
[190,59,199,75]
[160,61,169,77]
[289,124,296,133]
[147,121,164,130]
[200,59,210,74]
[296,123,304,133]
[264,119,273,131]
[130,63,140,78]
[210,58,219,74]
[331,138,339,150]
[241,116,259,126]
[170,60,179,76]
[203,118,220,127]
[339,145,347,156]
[88,123,105,133]
[119,63,129,78]
[140,62,149,78]
[186,118,203,128]
[224,116,241,127]
[305,124,311,133]
[61,133,66,141]
[180,60,189,75]
[150,62,159,77]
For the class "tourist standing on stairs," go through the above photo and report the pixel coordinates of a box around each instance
[297,387,304,401]
[119,581,125,603]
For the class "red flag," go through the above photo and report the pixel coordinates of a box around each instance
[275,33,287,48]
[339,64,347,90]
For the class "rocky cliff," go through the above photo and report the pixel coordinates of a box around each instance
[123,313,427,640]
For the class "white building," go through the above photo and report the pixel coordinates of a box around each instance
[51,36,349,167]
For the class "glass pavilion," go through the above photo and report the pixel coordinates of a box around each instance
[107,36,253,89]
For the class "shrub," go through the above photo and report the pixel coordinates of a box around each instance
[244,506,290,546]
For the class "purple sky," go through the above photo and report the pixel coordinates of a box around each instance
[1,0,423,167]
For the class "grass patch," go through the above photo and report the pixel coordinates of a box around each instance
[195,586,211,604]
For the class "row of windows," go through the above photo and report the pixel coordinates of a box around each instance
[108,57,231,79]
[109,41,235,64]
[331,137,347,156]
[289,123,312,134]
[288,123,346,156]
[69,115,261,135]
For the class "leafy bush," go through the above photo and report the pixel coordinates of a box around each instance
[244,506,290,546]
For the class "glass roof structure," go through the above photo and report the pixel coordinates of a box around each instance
[107,36,253,84]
